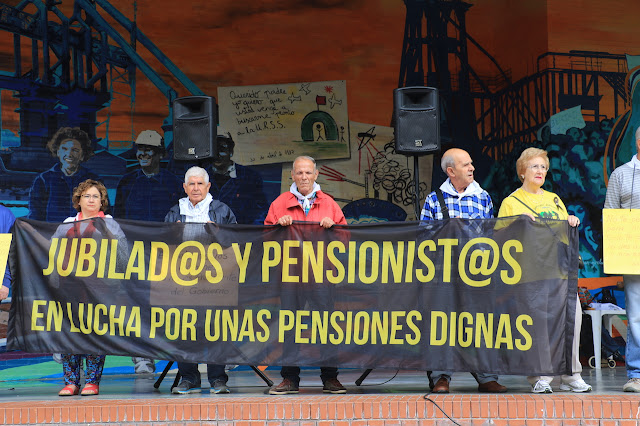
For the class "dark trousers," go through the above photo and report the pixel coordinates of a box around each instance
[177,362,228,385]
[281,366,338,385]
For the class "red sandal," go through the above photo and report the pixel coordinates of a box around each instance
[81,383,99,396]
[58,384,79,396]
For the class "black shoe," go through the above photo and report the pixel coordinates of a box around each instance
[211,379,230,394]
[171,380,202,394]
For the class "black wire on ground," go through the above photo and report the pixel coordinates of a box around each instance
[423,390,462,426]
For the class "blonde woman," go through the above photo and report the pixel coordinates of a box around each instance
[498,147,590,393]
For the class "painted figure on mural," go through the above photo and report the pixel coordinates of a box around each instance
[420,148,507,394]
[113,129,183,374]
[28,127,99,222]
[114,130,183,222]
[204,129,268,225]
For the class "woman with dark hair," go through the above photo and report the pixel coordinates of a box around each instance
[29,127,99,222]
[55,179,124,396]
[498,147,591,394]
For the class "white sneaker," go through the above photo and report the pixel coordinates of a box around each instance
[52,353,62,364]
[132,357,155,374]
[532,380,553,393]
[623,378,640,392]
[559,379,592,392]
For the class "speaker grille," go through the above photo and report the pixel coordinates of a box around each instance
[395,109,439,154]
[174,118,213,160]
[393,87,440,155]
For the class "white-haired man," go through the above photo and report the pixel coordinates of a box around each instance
[420,148,507,394]
[264,155,347,395]
[165,166,236,394]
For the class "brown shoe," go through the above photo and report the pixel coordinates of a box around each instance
[432,377,450,393]
[269,378,299,395]
[478,380,507,393]
[323,378,347,394]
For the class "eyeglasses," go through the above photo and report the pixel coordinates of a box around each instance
[82,194,101,200]
[136,148,156,155]
[528,164,548,171]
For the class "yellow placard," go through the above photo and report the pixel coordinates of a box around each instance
[0,234,12,289]
[603,209,640,274]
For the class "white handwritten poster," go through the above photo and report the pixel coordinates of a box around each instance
[218,80,350,165]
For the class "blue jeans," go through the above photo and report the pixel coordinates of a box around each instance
[625,275,640,378]
[177,362,228,386]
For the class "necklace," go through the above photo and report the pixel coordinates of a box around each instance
[521,186,543,195]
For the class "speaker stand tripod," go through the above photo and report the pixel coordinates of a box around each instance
[355,368,374,386]
[154,362,273,390]
[413,154,421,219]
[356,155,423,387]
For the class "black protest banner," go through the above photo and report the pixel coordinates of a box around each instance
[8,216,578,375]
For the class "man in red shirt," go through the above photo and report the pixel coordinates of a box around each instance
[265,155,347,394]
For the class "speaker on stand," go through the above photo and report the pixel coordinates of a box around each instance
[393,86,440,219]
[173,95,217,161]
[356,88,441,387]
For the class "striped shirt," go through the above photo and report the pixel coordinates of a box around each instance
[604,159,640,209]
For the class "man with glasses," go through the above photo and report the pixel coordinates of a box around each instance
[420,148,507,394]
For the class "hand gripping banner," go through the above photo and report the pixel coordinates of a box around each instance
[8,216,578,375]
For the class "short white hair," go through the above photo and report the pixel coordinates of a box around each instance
[440,151,456,173]
[184,166,209,184]
[293,155,317,171]
[636,126,640,141]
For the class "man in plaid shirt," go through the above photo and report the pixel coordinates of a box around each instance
[420,148,506,394]
[420,148,493,220]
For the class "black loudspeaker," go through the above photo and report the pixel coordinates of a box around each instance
[393,87,440,155]
[173,95,217,160]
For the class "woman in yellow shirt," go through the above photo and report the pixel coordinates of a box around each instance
[498,147,590,393]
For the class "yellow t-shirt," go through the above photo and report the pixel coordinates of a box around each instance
[497,187,569,220]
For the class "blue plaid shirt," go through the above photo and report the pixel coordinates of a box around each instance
[420,180,494,220]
